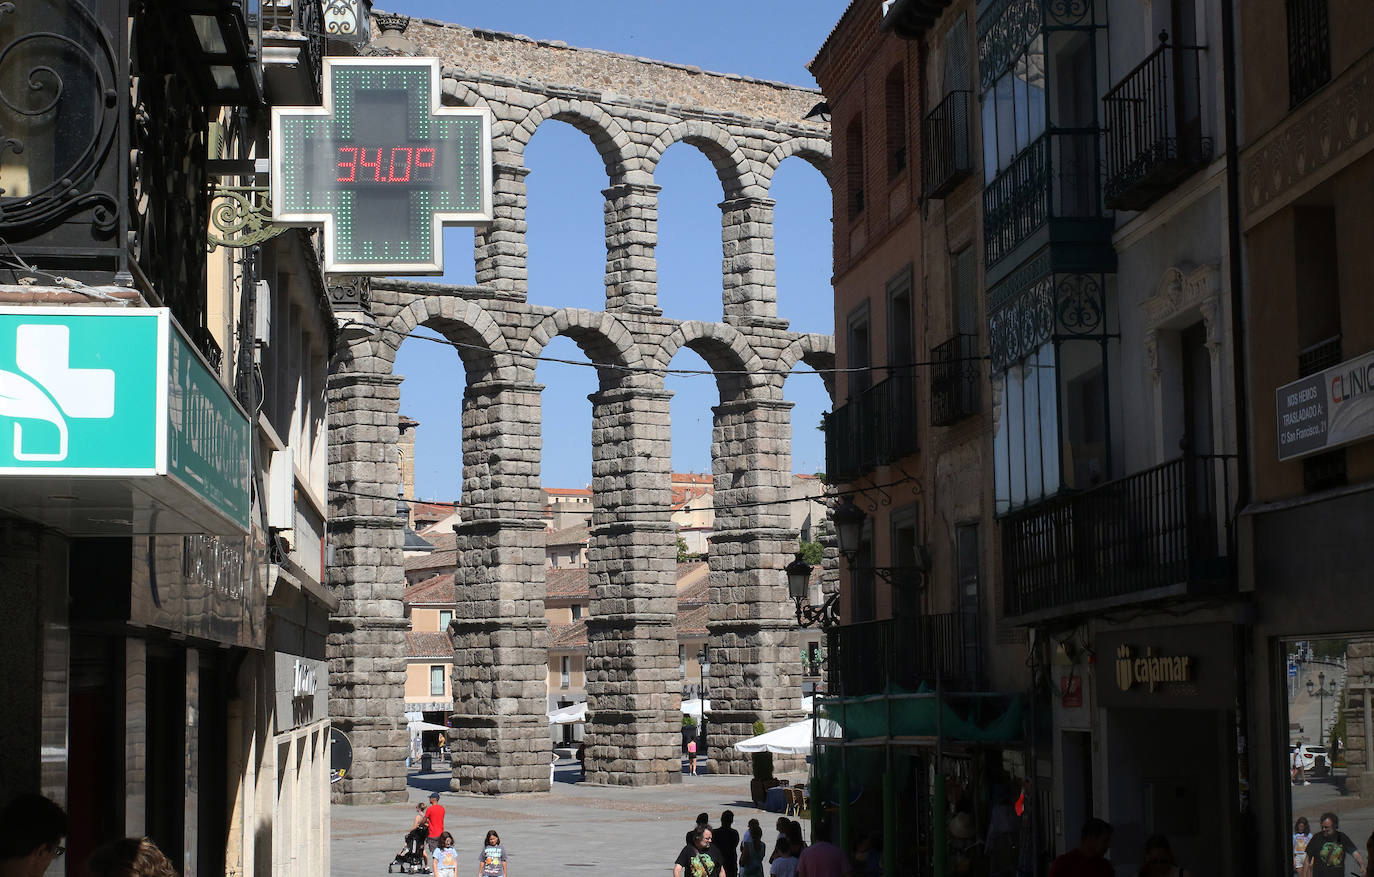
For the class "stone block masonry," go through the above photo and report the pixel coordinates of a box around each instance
[326,13,834,802]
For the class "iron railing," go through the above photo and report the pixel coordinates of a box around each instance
[922,90,974,199]
[1286,0,1331,106]
[826,614,974,696]
[1102,36,1212,210]
[931,334,981,426]
[1002,453,1236,617]
[982,129,1101,266]
[264,0,325,99]
[824,372,917,480]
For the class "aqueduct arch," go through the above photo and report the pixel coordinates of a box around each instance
[327,15,832,801]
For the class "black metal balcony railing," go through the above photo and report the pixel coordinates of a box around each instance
[1102,36,1213,211]
[922,90,974,199]
[1286,0,1331,107]
[264,0,325,99]
[1002,454,1236,618]
[931,334,981,426]
[824,372,917,481]
[826,614,974,697]
[982,130,1101,266]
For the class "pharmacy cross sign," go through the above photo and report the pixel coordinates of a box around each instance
[271,57,492,274]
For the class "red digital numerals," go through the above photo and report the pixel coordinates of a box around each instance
[335,146,437,183]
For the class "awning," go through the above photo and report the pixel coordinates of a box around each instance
[548,702,587,725]
[407,720,450,733]
[681,698,710,717]
[734,718,843,755]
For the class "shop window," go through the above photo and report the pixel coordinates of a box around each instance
[429,665,445,696]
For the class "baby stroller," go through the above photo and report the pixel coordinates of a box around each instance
[389,823,429,874]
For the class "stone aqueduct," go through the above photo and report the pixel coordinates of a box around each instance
[327,16,835,801]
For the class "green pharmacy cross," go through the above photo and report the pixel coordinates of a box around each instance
[271,57,492,274]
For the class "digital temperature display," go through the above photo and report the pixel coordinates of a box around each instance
[272,58,492,274]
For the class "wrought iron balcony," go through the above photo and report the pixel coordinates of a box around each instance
[1102,35,1213,211]
[982,129,1105,268]
[922,91,974,200]
[1001,454,1236,620]
[931,334,981,426]
[826,614,976,696]
[1286,0,1331,106]
[824,372,918,481]
[262,0,325,104]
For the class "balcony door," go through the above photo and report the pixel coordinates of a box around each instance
[890,506,920,621]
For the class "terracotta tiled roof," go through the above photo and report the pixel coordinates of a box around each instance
[549,620,588,650]
[544,487,592,497]
[405,548,457,574]
[676,561,710,604]
[406,631,454,659]
[546,567,591,599]
[417,531,457,550]
[411,500,456,519]
[676,604,708,637]
[404,574,454,605]
[545,525,589,547]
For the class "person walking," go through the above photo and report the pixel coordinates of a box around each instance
[1048,819,1114,877]
[1294,817,1313,877]
[576,742,586,780]
[1136,834,1188,877]
[0,793,66,877]
[715,811,741,877]
[479,829,508,877]
[741,820,767,877]
[676,826,726,877]
[1293,747,1310,786]
[796,820,846,877]
[1308,813,1365,877]
[86,837,177,877]
[424,792,447,875]
[688,737,699,775]
[433,832,458,877]
[770,840,800,877]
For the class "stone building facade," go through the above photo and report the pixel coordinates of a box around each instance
[327,15,834,801]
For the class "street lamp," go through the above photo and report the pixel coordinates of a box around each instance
[696,648,710,771]
[786,553,839,629]
[1307,671,1339,744]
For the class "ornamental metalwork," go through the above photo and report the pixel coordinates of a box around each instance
[0,0,123,254]
[1055,273,1104,335]
[1043,0,1092,28]
[207,184,290,250]
[323,0,371,46]
[982,133,1050,266]
[988,272,1053,370]
[977,0,1040,92]
[130,5,211,341]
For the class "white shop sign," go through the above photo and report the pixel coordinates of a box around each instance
[1275,349,1374,461]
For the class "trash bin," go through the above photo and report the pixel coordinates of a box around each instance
[421,753,432,772]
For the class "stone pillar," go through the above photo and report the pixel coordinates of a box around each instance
[449,379,550,793]
[603,182,660,314]
[708,397,804,775]
[326,369,409,803]
[474,162,529,295]
[720,197,780,326]
[1346,641,1374,799]
[584,387,681,785]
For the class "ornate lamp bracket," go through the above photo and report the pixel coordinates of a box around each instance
[207,183,291,250]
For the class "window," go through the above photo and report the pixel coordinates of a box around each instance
[571,604,582,620]
[850,523,876,623]
[1286,0,1331,106]
[945,14,971,94]
[885,66,907,179]
[952,248,977,337]
[955,523,981,679]
[439,610,453,630]
[888,268,915,381]
[981,35,1045,184]
[846,115,865,218]
[994,344,1061,514]
[847,302,872,399]
[890,506,920,620]
[679,645,687,677]
[429,665,445,697]
[560,656,571,689]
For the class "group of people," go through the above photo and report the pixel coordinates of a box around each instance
[403,792,508,877]
[674,811,850,877]
[1294,813,1372,877]
[1048,818,1187,877]
[0,792,177,877]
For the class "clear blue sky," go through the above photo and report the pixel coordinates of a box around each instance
[386,1,841,499]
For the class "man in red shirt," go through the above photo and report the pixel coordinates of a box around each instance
[424,792,446,873]
[1049,818,1114,877]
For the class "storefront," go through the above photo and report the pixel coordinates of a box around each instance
[1048,621,1247,877]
